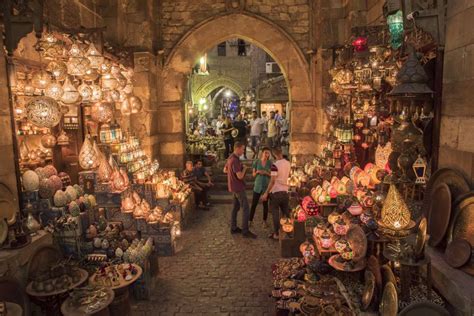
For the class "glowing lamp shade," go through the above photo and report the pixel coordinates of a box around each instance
[97,151,113,183]
[85,43,104,69]
[47,61,68,81]
[348,202,363,216]
[26,96,62,128]
[387,10,404,49]
[120,98,132,115]
[101,73,119,90]
[78,135,99,170]
[44,82,64,100]
[281,217,294,233]
[61,78,81,104]
[77,83,93,102]
[83,68,99,81]
[90,84,102,102]
[90,101,114,123]
[412,155,427,184]
[41,132,57,148]
[320,230,334,249]
[67,56,91,76]
[57,130,70,146]
[352,36,368,52]
[31,70,52,89]
[381,185,411,230]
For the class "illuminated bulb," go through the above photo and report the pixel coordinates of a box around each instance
[31,70,52,90]
[44,82,64,100]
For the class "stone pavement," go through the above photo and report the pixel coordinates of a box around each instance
[131,200,280,316]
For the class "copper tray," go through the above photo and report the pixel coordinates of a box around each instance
[361,270,375,311]
[379,282,398,316]
[428,183,451,247]
[447,193,474,245]
[346,225,367,261]
[414,217,428,257]
[367,255,382,292]
[445,239,471,268]
[423,168,470,218]
[328,255,366,272]
[381,264,397,289]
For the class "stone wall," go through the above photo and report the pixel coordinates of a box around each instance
[43,0,104,30]
[439,1,474,179]
[159,0,311,57]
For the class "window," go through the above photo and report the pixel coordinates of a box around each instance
[217,42,226,56]
[238,39,246,56]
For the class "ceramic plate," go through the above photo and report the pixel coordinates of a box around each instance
[428,183,451,247]
[0,183,18,225]
[379,282,398,316]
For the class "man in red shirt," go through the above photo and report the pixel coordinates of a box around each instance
[224,142,257,239]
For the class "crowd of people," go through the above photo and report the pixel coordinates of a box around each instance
[215,110,289,159]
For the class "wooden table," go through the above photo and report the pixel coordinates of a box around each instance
[26,268,89,315]
[61,288,114,316]
[89,264,142,316]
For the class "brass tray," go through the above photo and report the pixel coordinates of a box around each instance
[398,301,449,316]
[424,168,470,219]
[428,183,451,247]
[379,282,398,316]
[445,238,471,268]
[447,193,474,246]
[346,225,367,262]
[361,270,375,311]
[414,217,427,257]
[328,255,366,272]
[367,255,382,291]
[381,264,397,289]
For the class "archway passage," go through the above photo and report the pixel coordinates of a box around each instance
[157,12,319,168]
[194,76,244,103]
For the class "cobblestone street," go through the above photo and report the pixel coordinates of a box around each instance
[132,199,280,316]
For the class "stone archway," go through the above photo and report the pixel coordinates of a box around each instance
[193,75,244,103]
[157,12,318,167]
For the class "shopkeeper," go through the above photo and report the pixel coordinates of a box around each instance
[181,161,210,210]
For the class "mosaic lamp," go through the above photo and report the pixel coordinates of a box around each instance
[352,36,368,52]
[380,185,411,230]
[26,96,62,128]
[78,135,99,170]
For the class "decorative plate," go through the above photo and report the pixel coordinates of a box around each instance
[345,224,367,261]
[367,255,382,291]
[328,254,366,272]
[0,183,18,225]
[428,183,451,247]
[381,264,397,289]
[379,282,398,316]
[447,193,474,246]
[361,270,375,311]
[398,301,450,316]
[281,289,297,299]
[414,217,428,257]
[445,239,471,268]
[424,168,470,219]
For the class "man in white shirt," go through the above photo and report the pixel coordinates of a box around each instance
[261,147,290,240]
[249,111,265,158]
[215,115,224,136]
[267,111,279,148]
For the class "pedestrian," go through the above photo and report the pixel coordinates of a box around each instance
[224,142,257,239]
[267,111,279,148]
[215,115,224,136]
[221,116,234,158]
[278,111,289,147]
[261,111,268,146]
[261,147,291,240]
[232,114,248,159]
[249,111,265,158]
[181,161,209,210]
[249,147,272,228]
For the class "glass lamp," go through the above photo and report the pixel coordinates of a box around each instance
[61,78,81,104]
[91,101,114,123]
[26,96,62,128]
[101,73,119,90]
[85,43,104,69]
[129,95,143,114]
[47,61,68,81]
[57,130,70,146]
[380,185,411,230]
[31,70,52,90]
[77,83,93,102]
[352,36,368,52]
[41,131,57,148]
[79,135,99,170]
[67,44,90,76]
[83,68,99,81]
[44,81,64,100]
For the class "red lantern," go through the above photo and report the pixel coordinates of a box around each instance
[352,36,368,52]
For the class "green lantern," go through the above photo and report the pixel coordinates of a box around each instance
[387,10,404,49]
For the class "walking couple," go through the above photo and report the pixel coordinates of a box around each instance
[224,142,290,240]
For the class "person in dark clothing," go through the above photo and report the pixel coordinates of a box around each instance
[221,116,235,158]
[249,147,272,228]
[233,114,248,159]
[181,161,209,209]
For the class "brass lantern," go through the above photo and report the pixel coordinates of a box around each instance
[85,43,104,69]
[41,131,57,148]
[26,96,62,128]
[90,101,114,123]
[67,44,90,76]
[79,135,99,170]
[412,155,427,184]
[31,70,52,90]
[61,78,81,104]
[47,61,68,81]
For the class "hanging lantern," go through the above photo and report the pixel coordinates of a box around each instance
[412,155,427,184]
[100,72,119,90]
[120,98,132,115]
[320,230,334,249]
[79,135,99,170]
[352,36,368,52]
[57,130,70,146]
[107,90,121,102]
[77,83,93,102]
[98,61,112,74]
[31,70,52,90]
[85,43,104,69]
[99,123,112,143]
[26,96,62,128]
[387,10,404,49]
[61,78,81,104]
[90,84,102,102]
[41,132,57,148]
[90,101,114,123]
[83,67,99,81]
[44,81,64,100]
[380,185,411,230]
[47,61,68,81]
[67,44,90,76]
[97,151,113,183]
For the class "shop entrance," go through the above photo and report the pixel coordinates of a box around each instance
[157,12,314,168]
